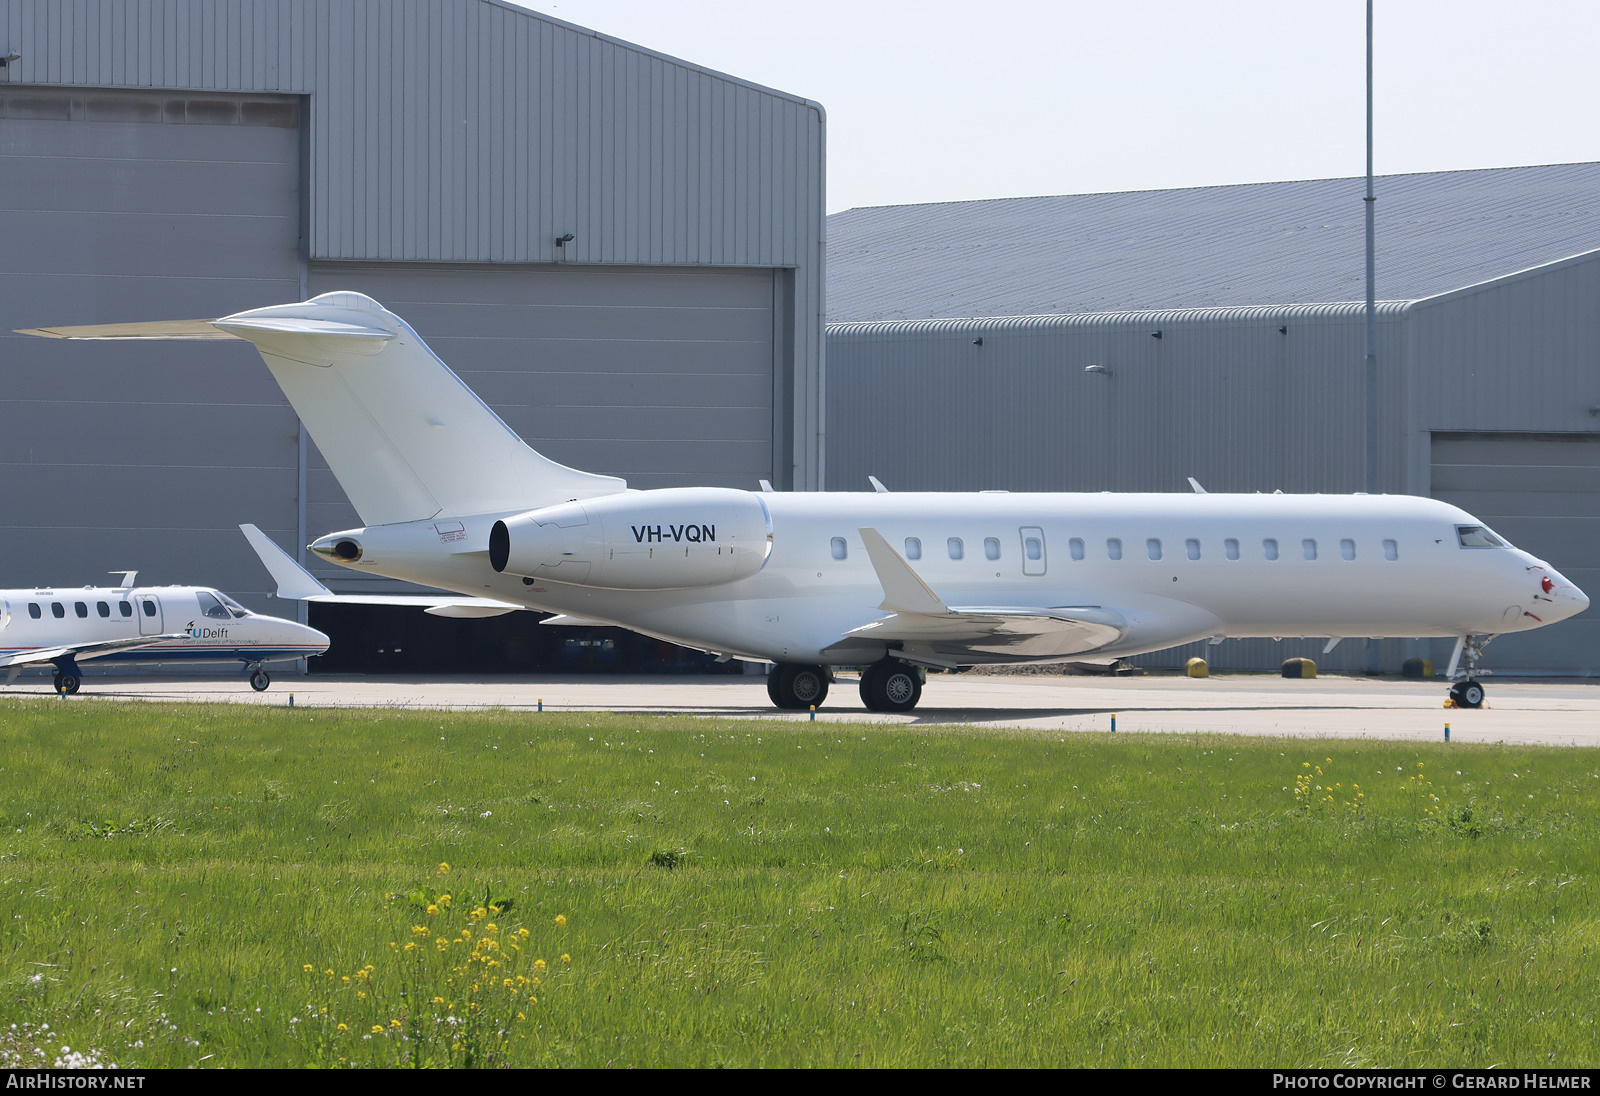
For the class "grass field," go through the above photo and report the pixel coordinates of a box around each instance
[0,696,1596,1068]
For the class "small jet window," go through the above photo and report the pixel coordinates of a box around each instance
[1456,525,1506,548]
[119,602,133,618]
[1302,539,1317,561]
[74,602,88,618]
[830,537,847,561]
[1068,537,1084,561]
[1028,537,1046,561]
[1383,539,1399,561]
[1263,539,1279,561]
[904,537,921,560]
[1186,538,1201,561]
[142,600,156,617]
[27,603,40,620]
[1340,538,1356,561]
[1107,538,1123,560]
[947,538,964,560]
[984,537,1000,561]
[196,591,231,620]
[1224,538,1240,561]
[51,602,65,619]
[1147,538,1162,561]
[97,601,110,618]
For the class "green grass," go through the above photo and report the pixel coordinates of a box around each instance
[0,697,1596,1067]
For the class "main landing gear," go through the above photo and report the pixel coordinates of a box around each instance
[859,659,923,713]
[1446,634,1493,710]
[766,663,831,710]
[52,670,81,696]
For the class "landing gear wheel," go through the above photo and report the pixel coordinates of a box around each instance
[766,663,830,710]
[1450,679,1484,709]
[859,659,923,713]
[250,670,271,692]
[53,673,80,696]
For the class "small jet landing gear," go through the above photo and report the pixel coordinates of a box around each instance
[1445,634,1493,710]
[51,657,82,696]
[767,663,830,710]
[859,658,923,713]
[249,666,272,692]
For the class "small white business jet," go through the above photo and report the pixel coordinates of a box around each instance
[0,572,330,694]
[24,293,1588,712]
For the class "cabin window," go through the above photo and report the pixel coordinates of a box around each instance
[1068,537,1084,561]
[830,537,847,560]
[1224,538,1240,560]
[1340,538,1356,561]
[74,602,88,618]
[947,537,964,560]
[119,602,133,618]
[1146,538,1162,561]
[197,591,231,620]
[904,537,921,560]
[1026,537,1045,561]
[1457,525,1507,548]
[142,601,156,618]
[1186,538,1201,560]
[984,537,1001,560]
[1263,539,1279,561]
[27,603,40,620]
[1107,538,1123,560]
[51,602,64,619]
[1383,539,1399,561]
[1302,539,1317,561]
[96,601,110,618]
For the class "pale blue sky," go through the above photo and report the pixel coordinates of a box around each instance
[516,1,1600,213]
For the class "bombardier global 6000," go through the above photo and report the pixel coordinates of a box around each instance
[23,293,1587,712]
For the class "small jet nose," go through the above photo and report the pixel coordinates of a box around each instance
[1539,568,1589,621]
[300,623,332,655]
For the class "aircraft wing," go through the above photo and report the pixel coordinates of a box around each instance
[831,528,1127,664]
[0,632,192,670]
[240,524,522,619]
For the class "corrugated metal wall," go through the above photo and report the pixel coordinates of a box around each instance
[0,0,827,485]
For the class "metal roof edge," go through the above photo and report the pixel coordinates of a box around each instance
[483,0,825,117]
[827,301,1413,338]
[1408,246,1600,309]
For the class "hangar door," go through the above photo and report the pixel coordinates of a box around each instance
[0,87,302,603]
[1431,433,1599,674]
[302,263,779,556]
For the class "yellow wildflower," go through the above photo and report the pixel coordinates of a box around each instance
[438,862,450,874]
[555,914,567,927]
[302,964,313,973]
[561,954,571,964]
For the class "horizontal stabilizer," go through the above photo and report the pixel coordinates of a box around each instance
[17,319,237,340]
[541,614,617,627]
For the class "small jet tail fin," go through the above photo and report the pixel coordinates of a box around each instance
[26,293,627,525]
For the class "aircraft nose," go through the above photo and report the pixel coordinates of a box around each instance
[301,624,332,654]
[1537,567,1589,621]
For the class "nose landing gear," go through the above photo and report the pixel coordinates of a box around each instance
[1445,634,1494,709]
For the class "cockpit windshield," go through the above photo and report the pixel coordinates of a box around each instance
[1456,525,1508,548]
[196,591,233,620]
[215,592,251,618]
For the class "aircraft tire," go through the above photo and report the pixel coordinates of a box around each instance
[55,673,81,696]
[859,660,922,713]
[250,670,271,692]
[767,663,830,710]
[1452,679,1485,709]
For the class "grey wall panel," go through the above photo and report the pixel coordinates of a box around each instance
[0,86,302,609]
[0,0,827,487]
[1430,433,1599,674]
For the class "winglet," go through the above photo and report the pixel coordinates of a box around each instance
[857,528,948,615]
[1187,477,1208,494]
[240,524,331,601]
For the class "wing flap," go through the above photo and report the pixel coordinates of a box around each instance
[841,606,1125,660]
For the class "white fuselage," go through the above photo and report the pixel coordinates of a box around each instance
[316,491,1588,667]
[0,585,329,670]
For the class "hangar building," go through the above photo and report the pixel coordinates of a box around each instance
[825,164,1600,675]
[0,0,824,673]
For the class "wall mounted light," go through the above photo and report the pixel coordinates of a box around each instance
[555,233,575,248]
[1084,364,1110,375]
[972,337,983,347]
[1150,330,1162,339]
[0,51,20,67]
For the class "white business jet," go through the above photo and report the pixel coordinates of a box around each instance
[0,571,330,694]
[23,293,1588,712]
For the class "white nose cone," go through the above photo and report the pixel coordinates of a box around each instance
[1540,567,1589,622]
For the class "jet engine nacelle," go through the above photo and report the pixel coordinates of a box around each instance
[489,487,771,590]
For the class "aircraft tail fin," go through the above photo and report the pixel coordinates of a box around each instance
[25,293,626,525]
